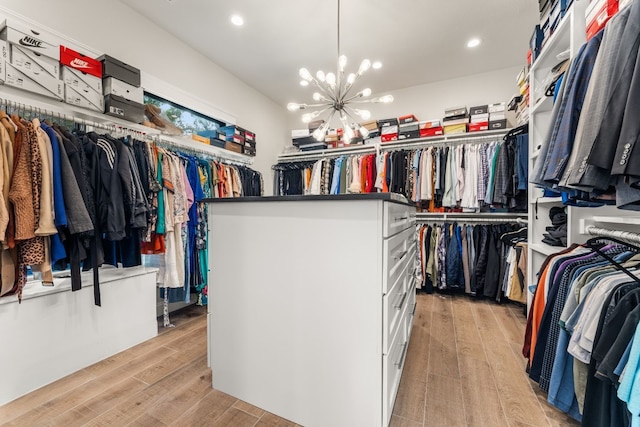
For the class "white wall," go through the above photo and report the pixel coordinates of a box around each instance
[0,0,289,195]
[287,65,521,131]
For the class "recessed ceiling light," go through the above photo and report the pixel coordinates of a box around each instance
[467,38,481,48]
[372,61,383,69]
[231,15,244,26]
[300,80,309,87]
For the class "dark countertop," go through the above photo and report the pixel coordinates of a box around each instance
[203,193,411,205]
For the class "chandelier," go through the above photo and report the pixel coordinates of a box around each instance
[286,0,394,142]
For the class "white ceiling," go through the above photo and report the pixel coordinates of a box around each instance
[119,0,539,108]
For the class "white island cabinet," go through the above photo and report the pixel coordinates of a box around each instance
[206,194,417,427]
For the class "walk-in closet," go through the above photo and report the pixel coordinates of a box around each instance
[0,0,637,426]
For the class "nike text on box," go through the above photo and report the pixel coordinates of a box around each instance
[0,19,62,61]
[60,46,102,78]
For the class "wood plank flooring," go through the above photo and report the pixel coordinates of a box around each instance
[0,294,579,427]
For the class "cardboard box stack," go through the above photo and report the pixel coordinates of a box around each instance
[379,118,399,142]
[220,125,257,156]
[292,119,327,152]
[442,106,468,135]
[99,54,144,123]
[0,19,64,100]
[60,46,103,112]
[468,105,489,132]
[488,103,508,130]
[516,65,529,125]
[398,114,419,140]
[419,120,443,137]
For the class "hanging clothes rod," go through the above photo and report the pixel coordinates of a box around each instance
[277,129,511,163]
[416,212,527,219]
[0,96,253,165]
[585,225,640,245]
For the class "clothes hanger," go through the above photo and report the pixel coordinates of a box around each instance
[585,237,640,285]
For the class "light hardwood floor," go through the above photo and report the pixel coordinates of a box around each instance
[0,294,579,427]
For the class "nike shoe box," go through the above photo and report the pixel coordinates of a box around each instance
[8,44,63,99]
[62,67,103,111]
[60,46,101,78]
[4,62,63,100]
[0,19,62,61]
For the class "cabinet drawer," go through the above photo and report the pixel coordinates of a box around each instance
[383,260,410,352]
[383,320,408,426]
[405,287,416,340]
[383,227,414,293]
[383,202,411,238]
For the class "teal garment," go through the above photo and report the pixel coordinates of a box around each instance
[156,152,166,235]
[617,322,640,426]
[486,142,501,204]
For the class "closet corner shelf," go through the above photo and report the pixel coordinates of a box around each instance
[529,242,563,256]
[277,128,512,163]
[531,96,553,115]
[529,6,573,73]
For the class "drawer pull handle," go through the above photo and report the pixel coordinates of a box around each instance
[394,216,409,222]
[394,250,408,261]
[395,342,408,368]
[411,302,417,316]
[394,292,408,310]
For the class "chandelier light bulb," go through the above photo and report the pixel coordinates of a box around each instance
[300,80,309,87]
[287,103,302,111]
[316,70,326,82]
[361,88,372,97]
[354,109,371,120]
[338,55,348,71]
[326,72,336,87]
[372,61,382,69]
[299,68,313,82]
[380,95,394,103]
[346,73,356,85]
[358,59,371,75]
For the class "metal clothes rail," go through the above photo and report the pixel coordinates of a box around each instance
[0,95,253,165]
[416,212,527,224]
[585,225,640,245]
[277,128,511,163]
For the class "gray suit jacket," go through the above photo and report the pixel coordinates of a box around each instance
[559,7,631,191]
[586,1,640,173]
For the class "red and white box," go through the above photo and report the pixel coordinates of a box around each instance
[586,0,618,41]
[60,46,102,78]
[419,127,444,138]
[467,122,489,132]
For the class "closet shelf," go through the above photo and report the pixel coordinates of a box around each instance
[529,6,573,73]
[278,128,511,163]
[529,243,562,256]
[530,197,563,205]
[0,86,253,165]
[531,96,553,115]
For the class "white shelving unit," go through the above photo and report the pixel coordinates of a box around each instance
[526,0,640,313]
[527,1,587,312]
